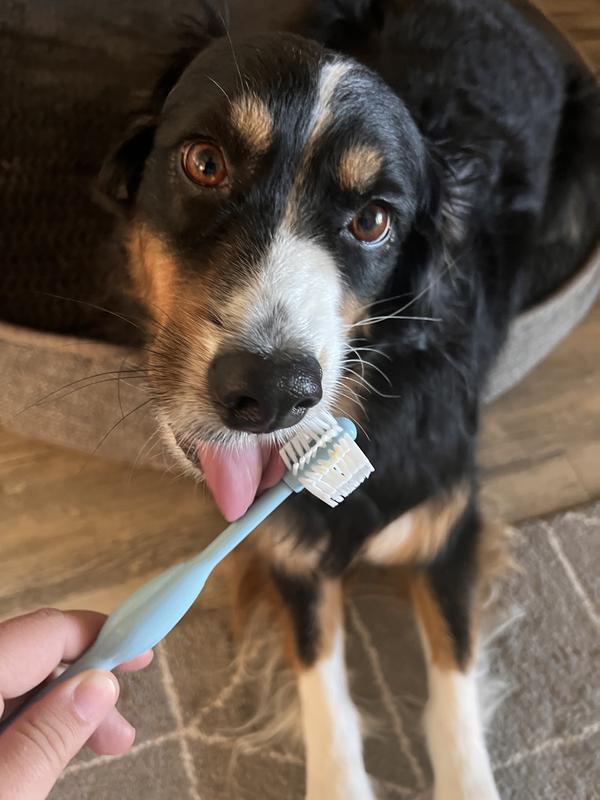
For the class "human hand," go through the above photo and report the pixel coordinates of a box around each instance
[0,608,153,800]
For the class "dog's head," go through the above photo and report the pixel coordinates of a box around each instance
[101,17,447,520]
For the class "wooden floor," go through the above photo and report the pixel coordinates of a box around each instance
[538,0,600,66]
[1,0,599,621]
[479,300,600,520]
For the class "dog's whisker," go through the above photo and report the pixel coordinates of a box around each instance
[331,391,370,438]
[349,313,441,328]
[344,346,367,376]
[333,378,368,411]
[17,370,148,415]
[342,358,394,388]
[63,375,148,402]
[205,73,232,104]
[217,9,246,92]
[129,427,164,480]
[32,290,147,334]
[90,398,153,459]
[115,353,137,420]
[343,341,395,387]
[351,290,414,317]
[334,390,368,418]
[345,345,393,362]
[343,370,402,400]
[352,247,465,328]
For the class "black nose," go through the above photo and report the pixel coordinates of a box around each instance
[208,350,323,433]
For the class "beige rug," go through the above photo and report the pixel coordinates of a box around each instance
[50,502,600,800]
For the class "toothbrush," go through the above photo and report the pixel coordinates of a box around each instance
[0,413,373,729]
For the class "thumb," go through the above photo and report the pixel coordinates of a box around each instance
[0,670,119,800]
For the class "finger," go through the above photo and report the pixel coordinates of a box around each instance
[0,609,107,700]
[0,670,119,800]
[1,661,152,720]
[116,649,154,673]
[86,708,136,756]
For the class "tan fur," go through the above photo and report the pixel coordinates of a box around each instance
[331,375,366,431]
[408,512,516,672]
[248,516,327,669]
[230,93,273,155]
[410,572,460,669]
[365,484,470,566]
[126,222,225,412]
[477,515,520,608]
[231,532,342,672]
[231,547,273,641]
[254,515,325,575]
[338,145,383,193]
[230,542,299,670]
[341,291,364,325]
[277,578,343,671]
[318,580,344,658]
[330,291,368,419]
[126,223,180,323]
[126,222,222,336]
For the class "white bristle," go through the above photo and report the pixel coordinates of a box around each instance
[279,413,374,506]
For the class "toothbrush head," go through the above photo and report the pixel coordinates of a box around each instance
[279,413,374,507]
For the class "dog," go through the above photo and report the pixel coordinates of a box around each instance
[99,1,600,797]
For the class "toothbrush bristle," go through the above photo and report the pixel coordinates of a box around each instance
[279,412,374,505]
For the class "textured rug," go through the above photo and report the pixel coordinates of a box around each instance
[50,501,600,800]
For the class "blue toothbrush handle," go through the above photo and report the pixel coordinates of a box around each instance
[0,479,297,734]
[0,419,359,733]
[191,478,296,570]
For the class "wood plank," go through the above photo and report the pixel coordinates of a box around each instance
[480,302,600,520]
[0,434,223,618]
[534,0,600,65]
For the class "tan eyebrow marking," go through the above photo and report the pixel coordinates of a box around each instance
[338,145,383,193]
[230,93,273,154]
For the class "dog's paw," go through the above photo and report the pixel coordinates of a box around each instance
[433,778,500,800]
[306,769,377,800]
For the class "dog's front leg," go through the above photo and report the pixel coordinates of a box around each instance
[273,572,376,800]
[409,504,500,800]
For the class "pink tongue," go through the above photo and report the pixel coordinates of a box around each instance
[198,440,287,522]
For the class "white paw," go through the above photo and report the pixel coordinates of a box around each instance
[433,776,500,800]
[424,667,501,800]
[306,766,377,800]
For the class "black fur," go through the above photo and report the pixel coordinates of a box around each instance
[101,0,600,667]
[271,569,323,665]
[426,497,482,668]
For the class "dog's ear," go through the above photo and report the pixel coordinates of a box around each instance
[393,144,485,326]
[97,115,158,213]
[97,1,225,214]
[436,145,490,247]
[304,0,387,49]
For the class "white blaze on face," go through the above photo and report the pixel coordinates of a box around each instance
[225,229,345,405]
[222,58,354,412]
[305,59,353,149]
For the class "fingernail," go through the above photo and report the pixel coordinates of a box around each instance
[73,671,119,723]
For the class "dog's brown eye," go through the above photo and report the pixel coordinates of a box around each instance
[182,141,227,187]
[349,203,390,244]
